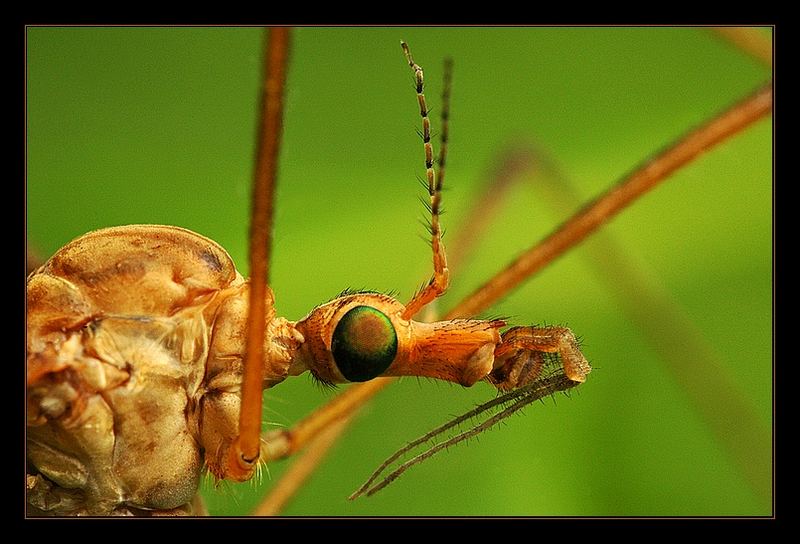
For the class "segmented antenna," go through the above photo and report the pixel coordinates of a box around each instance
[437,57,453,197]
[401,42,451,320]
[401,41,438,216]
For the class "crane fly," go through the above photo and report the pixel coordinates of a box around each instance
[26,27,772,516]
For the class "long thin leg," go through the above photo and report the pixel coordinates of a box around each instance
[401,42,450,320]
[252,382,394,515]
[445,82,773,320]
[229,27,291,480]
[253,414,353,515]
[711,26,772,68]
[531,148,773,504]
[260,378,391,463]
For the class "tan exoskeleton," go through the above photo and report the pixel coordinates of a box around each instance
[26,28,772,516]
[26,33,592,516]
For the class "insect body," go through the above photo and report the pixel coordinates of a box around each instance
[26,226,293,514]
[26,223,589,515]
[27,27,771,516]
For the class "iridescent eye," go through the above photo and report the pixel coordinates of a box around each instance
[331,306,398,382]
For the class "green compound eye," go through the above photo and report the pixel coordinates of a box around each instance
[331,305,398,382]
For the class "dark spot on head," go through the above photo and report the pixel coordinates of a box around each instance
[199,249,223,273]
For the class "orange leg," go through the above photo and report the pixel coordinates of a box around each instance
[529,140,772,504]
[711,27,772,68]
[253,414,353,516]
[229,27,291,480]
[444,83,773,321]
[260,378,392,464]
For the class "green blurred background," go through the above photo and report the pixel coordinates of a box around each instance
[26,27,772,516]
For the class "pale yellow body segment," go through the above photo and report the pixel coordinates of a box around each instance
[26,225,299,515]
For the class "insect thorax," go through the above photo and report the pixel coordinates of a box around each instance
[26,225,296,515]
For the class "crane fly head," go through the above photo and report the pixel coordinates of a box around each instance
[289,292,504,387]
[291,293,405,385]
